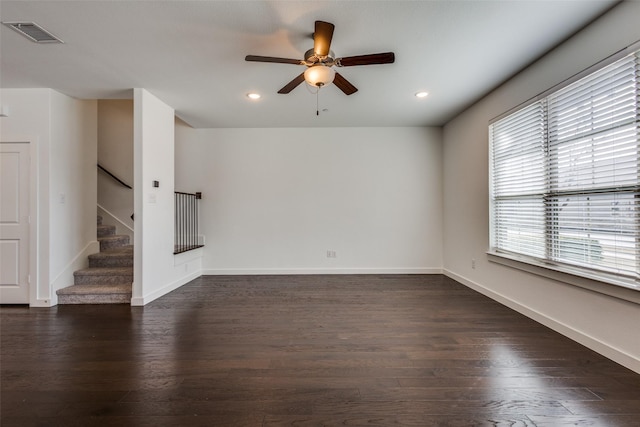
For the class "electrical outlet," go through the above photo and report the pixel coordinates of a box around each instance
[471,258,476,269]
[326,250,337,258]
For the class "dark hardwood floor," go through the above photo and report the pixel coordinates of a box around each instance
[1,274,639,426]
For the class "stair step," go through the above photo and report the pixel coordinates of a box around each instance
[99,234,130,251]
[97,224,116,238]
[88,246,133,268]
[67,216,134,304]
[57,283,131,304]
[74,267,133,285]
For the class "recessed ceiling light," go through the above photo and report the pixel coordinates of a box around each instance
[247,93,261,100]
[415,91,429,98]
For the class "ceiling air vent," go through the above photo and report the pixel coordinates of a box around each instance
[2,22,63,43]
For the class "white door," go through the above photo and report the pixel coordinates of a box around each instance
[0,143,30,304]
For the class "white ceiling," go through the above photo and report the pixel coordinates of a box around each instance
[0,0,619,128]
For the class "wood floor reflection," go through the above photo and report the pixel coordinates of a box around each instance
[2,274,639,426]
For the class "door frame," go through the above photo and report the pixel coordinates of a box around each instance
[1,138,38,306]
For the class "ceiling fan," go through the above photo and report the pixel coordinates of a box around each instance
[245,21,395,95]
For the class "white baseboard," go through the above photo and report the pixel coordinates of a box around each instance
[130,270,201,306]
[201,267,442,275]
[31,298,57,307]
[444,269,640,375]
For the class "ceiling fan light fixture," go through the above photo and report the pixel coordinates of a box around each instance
[245,21,393,95]
[304,65,335,88]
[415,91,429,98]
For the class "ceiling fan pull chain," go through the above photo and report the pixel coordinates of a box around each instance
[316,89,319,116]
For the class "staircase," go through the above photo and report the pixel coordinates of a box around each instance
[57,215,133,304]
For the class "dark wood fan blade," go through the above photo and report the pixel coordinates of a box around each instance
[337,52,395,67]
[245,55,303,65]
[313,21,334,57]
[333,72,358,95]
[278,73,306,94]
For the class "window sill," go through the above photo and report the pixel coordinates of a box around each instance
[487,251,640,305]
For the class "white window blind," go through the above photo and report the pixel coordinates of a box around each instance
[490,48,640,286]
[490,101,547,259]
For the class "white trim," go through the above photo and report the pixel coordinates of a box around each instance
[487,251,640,305]
[443,268,640,374]
[29,138,39,306]
[130,270,200,306]
[30,298,55,308]
[201,267,442,276]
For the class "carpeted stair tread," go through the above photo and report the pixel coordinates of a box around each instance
[98,235,129,243]
[98,234,130,251]
[88,245,134,267]
[74,266,132,277]
[89,259,133,268]
[99,244,133,253]
[97,224,116,238]
[57,283,131,304]
[57,283,131,295]
[73,267,132,286]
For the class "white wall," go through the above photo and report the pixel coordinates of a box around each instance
[132,89,200,305]
[442,1,640,373]
[97,100,134,234]
[0,88,97,306]
[175,126,442,274]
[49,91,98,297]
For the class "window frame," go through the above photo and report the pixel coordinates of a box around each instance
[488,41,640,300]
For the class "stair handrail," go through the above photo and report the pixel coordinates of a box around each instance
[97,164,132,189]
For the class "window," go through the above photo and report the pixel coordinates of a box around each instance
[490,47,640,290]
